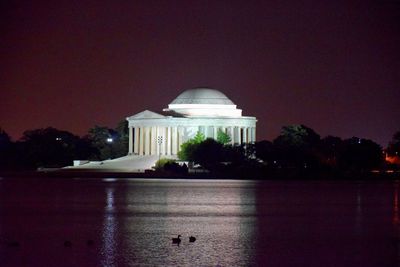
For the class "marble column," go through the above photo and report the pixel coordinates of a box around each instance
[249,127,255,143]
[204,126,209,138]
[144,127,150,155]
[243,127,247,144]
[139,127,144,155]
[156,127,160,156]
[213,126,218,140]
[161,127,166,156]
[151,126,157,155]
[178,127,183,152]
[128,127,133,154]
[167,126,171,155]
[230,126,234,145]
[172,127,178,155]
[236,127,242,145]
[134,127,139,154]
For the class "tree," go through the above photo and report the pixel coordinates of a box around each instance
[217,129,231,145]
[338,137,383,171]
[274,124,320,148]
[193,131,206,143]
[113,120,129,157]
[178,141,198,161]
[0,128,14,170]
[18,127,81,169]
[154,158,188,173]
[273,125,321,168]
[75,135,99,160]
[191,138,225,170]
[387,131,400,157]
[88,125,122,160]
[177,132,205,160]
[0,128,11,146]
[255,140,275,164]
[154,158,177,170]
[116,119,129,138]
[317,136,344,167]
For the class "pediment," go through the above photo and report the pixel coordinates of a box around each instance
[128,110,166,119]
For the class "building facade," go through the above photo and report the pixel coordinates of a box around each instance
[126,88,257,156]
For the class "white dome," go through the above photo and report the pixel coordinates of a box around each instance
[169,88,235,105]
[165,88,242,117]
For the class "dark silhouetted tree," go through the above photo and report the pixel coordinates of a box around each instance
[113,120,129,157]
[317,136,344,167]
[18,127,81,169]
[0,128,14,170]
[338,137,383,171]
[191,138,225,170]
[273,125,321,168]
[274,125,320,148]
[387,131,400,157]
[88,125,123,160]
[75,136,99,160]
[255,140,275,165]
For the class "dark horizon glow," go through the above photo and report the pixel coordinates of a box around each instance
[1,1,399,146]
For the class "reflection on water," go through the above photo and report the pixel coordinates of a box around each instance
[101,187,117,267]
[394,182,399,225]
[393,181,400,265]
[121,179,257,266]
[0,178,399,266]
[355,183,363,235]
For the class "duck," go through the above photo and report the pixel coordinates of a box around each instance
[189,236,196,242]
[172,235,181,245]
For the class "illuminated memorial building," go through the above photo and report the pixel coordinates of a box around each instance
[69,88,256,170]
[126,88,257,156]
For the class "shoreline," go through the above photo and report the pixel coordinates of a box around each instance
[0,169,399,181]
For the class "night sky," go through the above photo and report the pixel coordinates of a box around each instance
[1,1,399,146]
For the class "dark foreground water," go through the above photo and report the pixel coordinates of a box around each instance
[0,178,399,267]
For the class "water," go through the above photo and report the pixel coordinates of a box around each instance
[0,177,398,266]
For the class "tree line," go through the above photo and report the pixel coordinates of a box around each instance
[0,122,399,175]
[0,121,128,170]
[169,125,400,177]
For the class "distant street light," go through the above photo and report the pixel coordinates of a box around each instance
[106,138,113,143]
[157,136,163,160]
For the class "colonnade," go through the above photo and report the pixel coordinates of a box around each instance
[128,126,256,156]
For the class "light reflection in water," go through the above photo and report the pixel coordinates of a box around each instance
[392,181,400,265]
[101,187,117,267]
[394,181,399,225]
[355,183,363,234]
[0,178,399,266]
[122,179,257,266]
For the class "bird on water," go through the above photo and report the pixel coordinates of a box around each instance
[172,235,181,245]
[189,236,196,242]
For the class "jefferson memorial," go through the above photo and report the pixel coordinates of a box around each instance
[69,88,256,170]
[126,88,257,156]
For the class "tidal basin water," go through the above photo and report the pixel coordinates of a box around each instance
[0,178,399,266]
